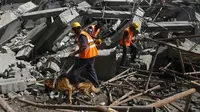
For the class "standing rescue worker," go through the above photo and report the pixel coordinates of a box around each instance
[68,22,100,88]
[120,22,139,66]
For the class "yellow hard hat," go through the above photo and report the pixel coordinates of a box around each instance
[72,22,81,28]
[132,22,139,28]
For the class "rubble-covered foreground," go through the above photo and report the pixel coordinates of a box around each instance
[1,0,200,112]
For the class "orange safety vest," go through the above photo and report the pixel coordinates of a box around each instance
[120,27,134,46]
[90,25,100,37]
[78,31,98,58]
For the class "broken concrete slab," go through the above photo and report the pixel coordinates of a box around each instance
[146,21,195,32]
[21,7,69,20]
[79,9,132,19]
[16,43,34,60]
[26,23,47,44]
[35,8,80,52]
[0,2,37,45]
[17,1,37,14]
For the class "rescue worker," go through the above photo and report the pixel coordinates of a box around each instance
[87,22,103,38]
[87,22,104,47]
[67,22,100,88]
[120,22,139,66]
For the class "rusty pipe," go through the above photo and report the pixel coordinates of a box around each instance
[149,88,196,108]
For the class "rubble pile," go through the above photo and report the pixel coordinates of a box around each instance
[0,0,200,112]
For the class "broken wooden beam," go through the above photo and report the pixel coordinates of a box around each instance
[176,39,185,73]
[159,67,183,75]
[184,71,200,75]
[145,45,160,90]
[105,68,130,83]
[119,66,161,75]
[0,97,15,112]
[184,95,192,112]
[112,85,161,106]
[110,90,134,106]
[149,88,196,108]
[191,81,200,87]
[17,98,155,112]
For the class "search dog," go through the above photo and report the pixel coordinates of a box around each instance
[43,76,100,104]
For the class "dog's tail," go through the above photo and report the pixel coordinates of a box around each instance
[91,84,100,93]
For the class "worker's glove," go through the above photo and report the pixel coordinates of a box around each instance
[95,38,102,46]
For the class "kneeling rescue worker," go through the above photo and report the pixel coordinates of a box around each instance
[67,22,100,88]
[120,22,139,66]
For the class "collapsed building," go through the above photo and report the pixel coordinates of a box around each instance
[0,0,200,112]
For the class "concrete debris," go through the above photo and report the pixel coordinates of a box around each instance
[0,52,16,75]
[1,0,200,112]
[16,43,34,60]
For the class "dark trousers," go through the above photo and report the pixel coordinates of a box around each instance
[120,43,138,66]
[66,57,100,88]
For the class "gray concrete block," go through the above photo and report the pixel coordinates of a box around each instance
[0,53,16,75]
[95,48,116,80]
[0,78,26,94]
[46,61,60,73]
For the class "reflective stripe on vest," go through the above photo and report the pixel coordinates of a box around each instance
[91,25,100,37]
[78,31,98,58]
[120,27,134,46]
